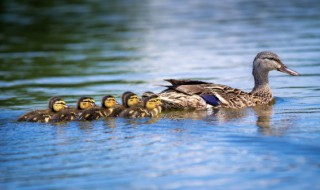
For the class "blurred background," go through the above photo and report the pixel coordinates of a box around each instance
[1,0,319,108]
[1,0,320,189]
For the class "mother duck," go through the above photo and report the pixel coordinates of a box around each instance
[159,51,300,110]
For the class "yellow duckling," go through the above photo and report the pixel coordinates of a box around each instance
[119,94,162,118]
[17,97,68,123]
[50,97,96,122]
[110,91,141,117]
[79,95,117,121]
[141,91,162,117]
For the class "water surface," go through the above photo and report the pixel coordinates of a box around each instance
[1,0,320,189]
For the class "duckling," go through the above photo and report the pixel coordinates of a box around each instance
[141,91,162,117]
[110,91,141,117]
[50,97,96,122]
[79,95,117,121]
[119,94,162,118]
[17,97,68,123]
[159,51,300,110]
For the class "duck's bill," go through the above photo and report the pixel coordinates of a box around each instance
[277,65,300,76]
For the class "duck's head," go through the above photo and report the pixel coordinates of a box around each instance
[77,97,96,110]
[49,97,68,112]
[102,95,117,108]
[122,91,140,107]
[142,91,157,100]
[144,95,162,110]
[253,51,300,76]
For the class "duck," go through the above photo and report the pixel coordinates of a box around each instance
[78,95,117,121]
[119,93,162,118]
[159,51,300,110]
[17,97,68,123]
[141,91,162,117]
[109,91,141,117]
[50,97,96,122]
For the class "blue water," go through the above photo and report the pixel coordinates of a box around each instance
[1,0,320,189]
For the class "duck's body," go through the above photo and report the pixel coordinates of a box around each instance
[17,97,68,123]
[141,91,162,117]
[50,97,96,122]
[119,94,162,118]
[109,104,126,117]
[79,95,116,121]
[159,51,299,110]
[50,107,79,122]
[18,109,50,122]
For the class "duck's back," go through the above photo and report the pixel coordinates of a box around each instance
[109,105,125,117]
[18,109,53,122]
[160,79,258,110]
[79,107,112,121]
[50,108,79,122]
[119,106,149,118]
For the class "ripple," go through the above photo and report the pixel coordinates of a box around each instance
[1,0,320,189]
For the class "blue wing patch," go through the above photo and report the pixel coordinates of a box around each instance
[200,95,220,106]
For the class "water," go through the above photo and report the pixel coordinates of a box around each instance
[1,0,320,189]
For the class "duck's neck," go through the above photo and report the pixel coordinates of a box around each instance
[251,69,272,97]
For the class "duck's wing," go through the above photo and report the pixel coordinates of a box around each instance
[50,108,78,122]
[199,85,256,108]
[161,79,256,109]
[24,110,53,123]
[119,107,149,118]
[78,108,102,121]
[109,105,125,117]
[149,106,162,117]
[79,108,113,121]
[165,79,210,85]
[17,110,40,121]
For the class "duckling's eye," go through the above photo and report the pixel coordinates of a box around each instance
[131,96,139,100]
[149,99,157,103]
[55,101,66,105]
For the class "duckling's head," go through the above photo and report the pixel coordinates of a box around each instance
[144,95,162,110]
[253,51,300,76]
[122,91,140,108]
[77,97,96,110]
[142,91,157,101]
[102,95,116,108]
[49,97,68,112]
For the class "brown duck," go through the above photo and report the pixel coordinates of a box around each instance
[79,95,117,121]
[119,94,162,118]
[50,97,96,122]
[17,97,68,123]
[109,91,141,117]
[159,51,300,110]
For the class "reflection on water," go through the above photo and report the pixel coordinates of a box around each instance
[1,0,320,189]
[160,100,288,136]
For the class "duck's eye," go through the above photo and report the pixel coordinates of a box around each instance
[266,57,278,62]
